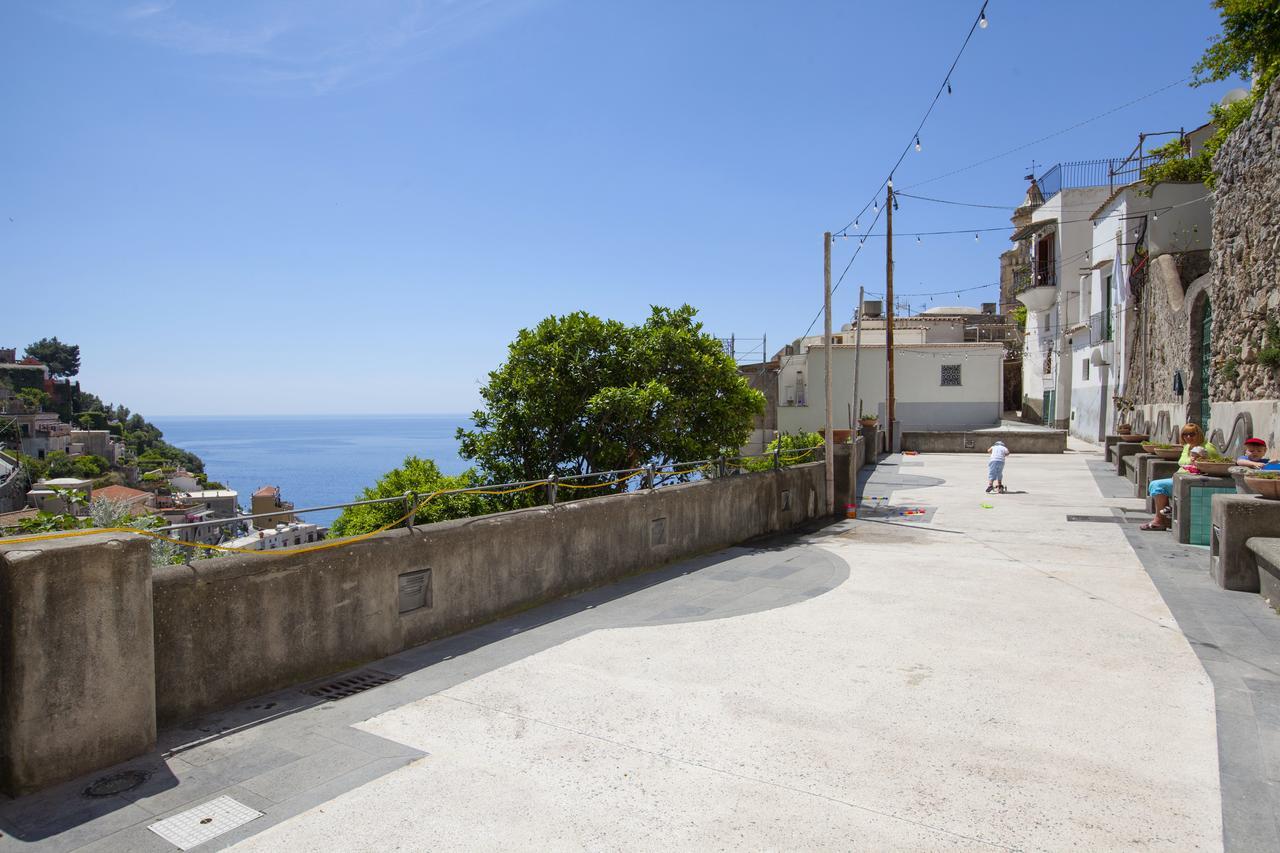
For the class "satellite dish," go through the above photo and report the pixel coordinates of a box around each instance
[1221,88,1249,106]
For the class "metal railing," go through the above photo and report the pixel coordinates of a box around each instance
[1011,268,1056,295]
[147,446,829,537]
[1034,157,1146,203]
[1088,310,1113,345]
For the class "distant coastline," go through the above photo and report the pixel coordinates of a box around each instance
[151,414,471,526]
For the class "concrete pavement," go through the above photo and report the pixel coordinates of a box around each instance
[228,449,1221,851]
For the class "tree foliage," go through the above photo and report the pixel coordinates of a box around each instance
[457,305,764,492]
[329,456,491,537]
[16,387,51,410]
[1145,0,1280,188]
[24,337,81,378]
[1193,0,1280,91]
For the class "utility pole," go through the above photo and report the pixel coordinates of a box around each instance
[823,231,834,515]
[852,285,863,440]
[886,181,896,451]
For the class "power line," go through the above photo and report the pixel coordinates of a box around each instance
[900,76,1191,190]
[831,1,991,239]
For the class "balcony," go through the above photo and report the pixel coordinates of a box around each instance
[1088,310,1114,346]
[1035,157,1147,202]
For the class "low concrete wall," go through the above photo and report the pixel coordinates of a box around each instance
[900,430,1066,454]
[0,536,155,796]
[152,463,830,726]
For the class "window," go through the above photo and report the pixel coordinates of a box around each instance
[1082,358,1090,381]
[1103,273,1113,341]
[941,364,962,386]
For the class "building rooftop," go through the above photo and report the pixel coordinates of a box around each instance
[94,485,152,503]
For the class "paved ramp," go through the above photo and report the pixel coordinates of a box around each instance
[231,450,1221,851]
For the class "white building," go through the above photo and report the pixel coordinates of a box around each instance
[222,521,324,552]
[1087,180,1211,440]
[778,342,1003,437]
[1013,139,1213,443]
[177,489,239,519]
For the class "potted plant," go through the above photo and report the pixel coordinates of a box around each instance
[1245,471,1280,500]
[1112,395,1136,434]
[1193,452,1235,477]
[858,412,878,429]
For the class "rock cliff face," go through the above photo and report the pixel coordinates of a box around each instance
[1212,79,1280,402]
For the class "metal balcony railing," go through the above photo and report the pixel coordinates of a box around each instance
[1012,268,1057,295]
[1037,158,1138,200]
[1088,310,1114,345]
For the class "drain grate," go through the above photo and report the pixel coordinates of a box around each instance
[1065,515,1141,524]
[303,669,399,701]
[84,769,150,798]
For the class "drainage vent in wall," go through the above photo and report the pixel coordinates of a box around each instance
[303,669,399,701]
[398,568,432,613]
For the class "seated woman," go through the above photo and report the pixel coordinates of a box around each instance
[1142,423,1220,531]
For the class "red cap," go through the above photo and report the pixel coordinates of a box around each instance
[1245,437,1267,446]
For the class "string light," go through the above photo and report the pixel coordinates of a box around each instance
[915,136,922,152]
[979,9,988,28]
[974,233,980,242]
[916,236,922,244]
[946,81,952,95]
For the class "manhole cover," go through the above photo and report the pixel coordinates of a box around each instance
[302,669,399,701]
[84,769,150,798]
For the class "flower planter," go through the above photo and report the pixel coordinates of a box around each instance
[1193,461,1234,477]
[1246,476,1280,500]
[1152,447,1184,461]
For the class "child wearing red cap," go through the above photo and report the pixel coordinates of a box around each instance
[1238,438,1270,469]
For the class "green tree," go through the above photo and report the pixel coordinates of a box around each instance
[72,454,110,478]
[44,450,76,478]
[1146,1,1280,188]
[23,337,81,378]
[1193,0,1280,91]
[16,387,51,410]
[458,305,763,492]
[329,456,491,537]
[740,431,825,472]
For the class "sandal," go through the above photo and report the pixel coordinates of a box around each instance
[1139,521,1170,531]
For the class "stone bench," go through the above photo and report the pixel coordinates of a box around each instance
[1140,458,1180,504]
[1123,452,1146,485]
[1211,494,1280,591]
[1113,442,1145,477]
[1246,538,1280,612]
[1105,434,1149,463]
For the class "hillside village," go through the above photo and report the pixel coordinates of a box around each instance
[0,344,318,554]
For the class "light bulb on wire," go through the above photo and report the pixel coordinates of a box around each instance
[974,233,980,242]
[916,236,922,244]
[915,136,922,152]
[946,81,952,95]
[979,9,987,28]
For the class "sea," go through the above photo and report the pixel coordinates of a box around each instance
[150,415,471,526]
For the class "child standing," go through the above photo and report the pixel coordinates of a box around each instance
[986,440,1010,493]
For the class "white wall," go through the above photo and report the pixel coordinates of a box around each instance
[777,344,1002,434]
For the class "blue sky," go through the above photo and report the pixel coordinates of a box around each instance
[1,0,1240,415]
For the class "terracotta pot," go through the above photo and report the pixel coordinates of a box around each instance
[858,418,878,429]
[1140,443,1161,454]
[1193,461,1233,477]
[1246,477,1280,500]
[1153,447,1184,461]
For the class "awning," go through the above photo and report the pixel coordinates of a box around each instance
[1011,217,1057,242]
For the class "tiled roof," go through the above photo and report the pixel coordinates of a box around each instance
[95,485,152,503]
